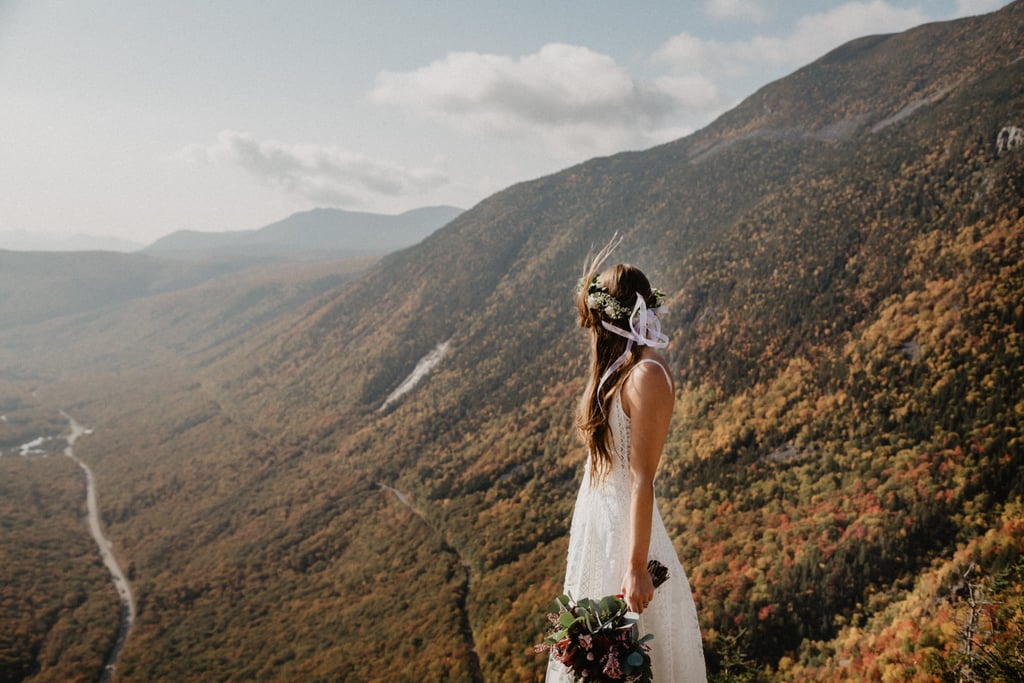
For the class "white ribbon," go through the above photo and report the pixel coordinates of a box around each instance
[595,295,669,409]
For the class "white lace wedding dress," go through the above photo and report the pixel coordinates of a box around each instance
[546,360,706,682]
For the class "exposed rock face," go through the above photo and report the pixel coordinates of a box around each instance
[997,125,1023,153]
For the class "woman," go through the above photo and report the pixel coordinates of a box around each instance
[546,243,706,682]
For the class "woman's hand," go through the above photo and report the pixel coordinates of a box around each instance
[621,564,655,614]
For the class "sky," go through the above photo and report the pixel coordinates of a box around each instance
[0,0,1012,246]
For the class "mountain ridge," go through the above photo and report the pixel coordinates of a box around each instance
[0,204,462,329]
[143,205,463,260]
[681,3,1022,161]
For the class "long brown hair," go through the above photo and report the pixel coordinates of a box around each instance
[575,240,658,481]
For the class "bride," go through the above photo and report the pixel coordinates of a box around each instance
[546,242,706,681]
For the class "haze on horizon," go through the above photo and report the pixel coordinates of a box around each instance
[0,0,1010,249]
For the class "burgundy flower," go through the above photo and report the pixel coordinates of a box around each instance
[537,592,653,683]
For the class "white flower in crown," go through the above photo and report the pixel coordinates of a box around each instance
[587,291,632,320]
[580,274,665,321]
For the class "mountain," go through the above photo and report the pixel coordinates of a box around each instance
[0,205,461,330]
[1,3,1023,682]
[0,230,144,252]
[0,249,366,330]
[143,205,464,260]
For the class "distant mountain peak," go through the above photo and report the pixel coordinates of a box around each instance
[143,205,463,262]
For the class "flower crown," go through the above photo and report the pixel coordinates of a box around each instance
[580,274,665,321]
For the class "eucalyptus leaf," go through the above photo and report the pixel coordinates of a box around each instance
[599,595,621,616]
[559,611,580,629]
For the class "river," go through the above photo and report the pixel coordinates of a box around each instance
[61,413,136,683]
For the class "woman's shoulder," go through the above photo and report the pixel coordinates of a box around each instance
[621,353,674,416]
[630,352,673,389]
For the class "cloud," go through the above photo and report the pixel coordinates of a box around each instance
[369,43,728,157]
[180,131,448,206]
[705,0,768,23]
[655,1,929,83]
[363,1,974,162]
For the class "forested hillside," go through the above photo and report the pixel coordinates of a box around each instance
[1,3,1023,682]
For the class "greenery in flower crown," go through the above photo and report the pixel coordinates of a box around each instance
[536,592,654,682]
[579,275,666,322]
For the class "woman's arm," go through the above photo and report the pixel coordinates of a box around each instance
[620,356,674,614]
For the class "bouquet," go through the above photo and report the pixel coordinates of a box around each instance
[537,561,669,682]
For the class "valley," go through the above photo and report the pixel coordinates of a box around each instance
[2,4,1024,682]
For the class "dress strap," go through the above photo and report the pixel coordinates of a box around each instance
[632,358,673,390]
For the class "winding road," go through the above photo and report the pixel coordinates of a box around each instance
[61,413,135,683]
